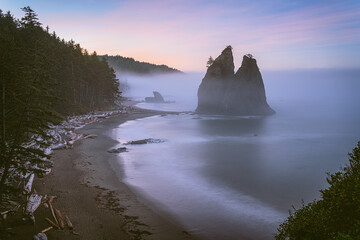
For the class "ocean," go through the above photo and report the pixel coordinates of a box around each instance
[111,69,360,239]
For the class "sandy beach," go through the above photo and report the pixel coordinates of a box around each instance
[12,107,195,240]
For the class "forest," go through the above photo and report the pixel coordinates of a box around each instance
[0,7,120,194]
[102,55,182,75]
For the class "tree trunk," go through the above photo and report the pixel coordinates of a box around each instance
[2,83,5,142]
[0,161,10,190]
[0,82,5,201]
[0,82,5,170]
[71,62,76,104]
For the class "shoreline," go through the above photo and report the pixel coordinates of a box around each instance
[14,106,196,240]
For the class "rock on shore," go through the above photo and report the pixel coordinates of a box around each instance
[196,46,275,115]
[145,91,165,103]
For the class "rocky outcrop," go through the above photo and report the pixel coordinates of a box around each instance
[125,138,165,145]
[145,91,165,103]
[196,47,274,115]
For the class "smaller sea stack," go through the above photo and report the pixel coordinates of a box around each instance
[145,91,165,103]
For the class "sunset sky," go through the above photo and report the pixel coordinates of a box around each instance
[1,0,359,71]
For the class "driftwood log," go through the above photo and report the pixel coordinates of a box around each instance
[65,215,73,229]
[24,173,34,194]
[41,226,53,233]
[45,217,59,229]
[48,201,59,226]
[54,209,65,229]
[25,193,42,214]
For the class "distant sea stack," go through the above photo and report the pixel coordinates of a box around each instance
[145,91,165,103]
[196,46,275,115]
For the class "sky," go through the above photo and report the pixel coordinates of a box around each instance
[1,0,359,71]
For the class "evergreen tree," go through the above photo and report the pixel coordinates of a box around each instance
[276,142,360,239]
[20,6,41,27]
[0,7,121,196]
[206,56,214,68]
[101,55,181,75]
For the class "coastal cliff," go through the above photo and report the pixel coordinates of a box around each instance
[196,46,275,115]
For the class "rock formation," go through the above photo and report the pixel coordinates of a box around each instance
[196,46,274,115]
[145,91,165,103]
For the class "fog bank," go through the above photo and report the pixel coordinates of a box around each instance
[117,69,360,115]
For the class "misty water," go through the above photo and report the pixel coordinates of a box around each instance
[111,70,360,239]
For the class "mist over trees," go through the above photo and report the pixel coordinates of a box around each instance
[0,7,120,193]
[101,55,182,75]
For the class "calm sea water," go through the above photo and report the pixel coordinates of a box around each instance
[111,70,360,239]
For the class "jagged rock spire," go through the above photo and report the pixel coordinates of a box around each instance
[196,47,274,115]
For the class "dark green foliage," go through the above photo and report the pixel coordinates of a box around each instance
[276,142,360,240]
[20,6,41,27]
[0,7,120,193]
[101,55,182,75]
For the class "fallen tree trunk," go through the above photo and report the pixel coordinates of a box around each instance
[25,193,42,214]
[24,173,34,194]
[54,209,65,229]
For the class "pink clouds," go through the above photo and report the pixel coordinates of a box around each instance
[35,0,360,71]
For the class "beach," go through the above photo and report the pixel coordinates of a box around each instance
[7,70,360,240]
[13,106,194,240]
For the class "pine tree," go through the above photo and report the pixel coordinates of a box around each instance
[0,6,122,196]
[206,56,214,68]
[0,8,57,195]
[20,6,41,27]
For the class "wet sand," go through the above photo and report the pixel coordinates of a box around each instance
[14,107,195,240]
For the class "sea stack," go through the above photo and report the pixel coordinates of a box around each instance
[196,46,275,115]
[145,91,165,103]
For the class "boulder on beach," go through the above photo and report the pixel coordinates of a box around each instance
[145,91,165,103]
[107,147,128,153]
[196,46,275,115]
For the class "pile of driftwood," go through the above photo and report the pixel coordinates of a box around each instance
[34,195,78,239]
[36,109,127,152]
[21,109,131,178]
[0,174,77,239]
[1,107,133,238]
[22,190,78,240]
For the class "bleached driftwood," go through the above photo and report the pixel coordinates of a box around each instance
[83,134,97,139]
[94,114,107,118]
[43,168,51,176]
[69,132,77,140]
[25,193,42,214]
[24,173,35,194]
[51,143,66,150]
[44,148,53,156]
[32,166,51,177]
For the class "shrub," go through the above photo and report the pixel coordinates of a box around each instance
[276,142,360,240]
